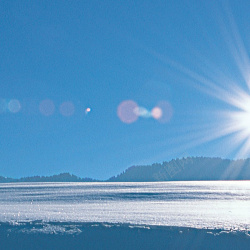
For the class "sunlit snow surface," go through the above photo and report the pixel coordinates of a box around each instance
[0,181,249,230]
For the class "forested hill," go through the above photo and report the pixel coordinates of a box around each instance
[1,157,250,183]
[0,173,97,183]
[108,157,250,182]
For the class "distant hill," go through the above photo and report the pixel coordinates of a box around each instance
[108,157,250,181]
[0,173,97,183]
[0,176,17,183]
[1,157,250,183]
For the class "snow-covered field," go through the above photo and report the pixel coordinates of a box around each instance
[0,181,249,231]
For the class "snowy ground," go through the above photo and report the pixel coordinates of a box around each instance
[0,181,250,249]
[0,181,249,230]
[0,221,250,250]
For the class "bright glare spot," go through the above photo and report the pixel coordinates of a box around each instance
[8,99,21,113]
[39,99,55,116]
[117,100,138,124]
[230,110,250,136]
[59,101,75,117]
[85,107,91,114]
[151,107,162,120]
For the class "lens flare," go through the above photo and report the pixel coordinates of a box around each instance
[8,99,21,113]
[151,107,162,120]
[134,106,151,118]
[117,100,138,124]
[60,101,75,117]
[117,100,173,123]
[85,107,91,114]
[39,99,55,116]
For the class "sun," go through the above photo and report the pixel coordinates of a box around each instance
[232,111,250,135]
[141,3,250,162]
[217,90,250,158]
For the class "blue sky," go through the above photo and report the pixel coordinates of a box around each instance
[1,0,250,179]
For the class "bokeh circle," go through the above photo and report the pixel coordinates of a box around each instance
[8,99,21,113]
[39,99,55,116]
[117,100,139,124]
[60,101,75,117]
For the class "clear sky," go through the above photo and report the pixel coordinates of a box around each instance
[1,0,250,179]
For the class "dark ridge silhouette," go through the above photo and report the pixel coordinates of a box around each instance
[1,157,250,183]
[108,157,250,182]
[0,176,17,183]
[0,173,97,183]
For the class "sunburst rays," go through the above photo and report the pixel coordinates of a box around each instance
[140,2,250,161]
